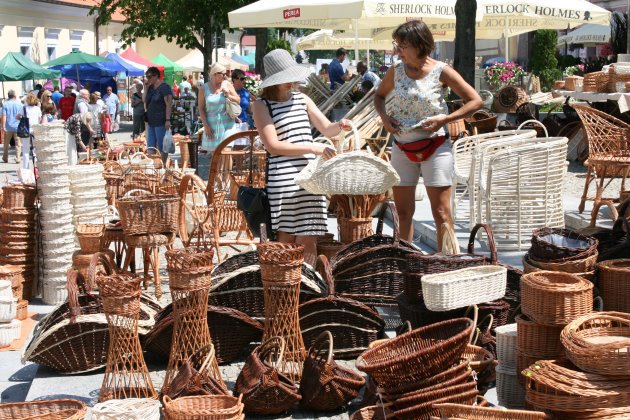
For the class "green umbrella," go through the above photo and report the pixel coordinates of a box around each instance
[42,51,112,84]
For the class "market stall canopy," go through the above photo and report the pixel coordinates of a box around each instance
[151,53,184,85]
[47,62,117,81]
[231,53,254,67]
[296,29,394,50]
[218,56,249,71]
[175,50,249,72]
[121,48,164,76]
[556,23,610,46]
[104,52,145,77]
[43,51,112,67]
[0,52,61,81]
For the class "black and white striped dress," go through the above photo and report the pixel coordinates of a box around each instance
[264,92,328,236]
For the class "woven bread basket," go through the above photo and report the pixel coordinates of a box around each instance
[90,398,161,420]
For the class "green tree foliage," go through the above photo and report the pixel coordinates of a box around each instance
[266,39,292,55]
[610,12,628,57]
[90,0,248,79]
[531,30,562,92]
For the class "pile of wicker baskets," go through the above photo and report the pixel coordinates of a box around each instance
[0,183,37,309]
[69,163,108,227]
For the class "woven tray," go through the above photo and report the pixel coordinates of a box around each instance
[434,403,551,419]
[0,399,86,420]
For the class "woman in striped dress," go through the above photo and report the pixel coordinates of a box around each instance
[198,63,240,152]
[253,49,351,265]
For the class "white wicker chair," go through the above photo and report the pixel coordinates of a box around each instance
[480,137,568,250]
[451,129,538,225]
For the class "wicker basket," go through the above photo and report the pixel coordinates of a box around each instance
[466,110,497,134]
[117,194,179,235]
[295,123,400,195]
[582,71,610,93]
[338,217,374,244]
[421,265,507,311]
[563,76,584,91]
[76,215,106,253]
[560,311,630,376]
[516,314,564,359]
[90,398,161,420]
[493,86,529,113]
[163,394,244,420]
[350,405,392,420]
[2,184,37,209]
[607,65,630,93]
[355,318,473,390]
[530,227,598,261]
[597,259,630,312]
[526,251,598,274]
[316,239,344,261]
[434,403,551,419]
[520,271,593,326]
[495,323,518,370]
[496,365,526,409]
[0,399,86,420]
[298,330,366,411]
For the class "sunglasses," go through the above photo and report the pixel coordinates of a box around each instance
[392,41,409,51]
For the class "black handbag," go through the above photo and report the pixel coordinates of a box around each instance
[17,106,30,138]
[236,146,274,240]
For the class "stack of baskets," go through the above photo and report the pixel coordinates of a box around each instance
[523,228,599,281]
[34,123,77,304]
[68,163,108,226]
[0,280,20,348]
[0,183,37,306]
[494,323,524,408]
[355,317,478,418]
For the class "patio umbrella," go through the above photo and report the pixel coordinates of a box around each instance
[556,23,610,46]
[42,51,112,84]
[296,29,396,50]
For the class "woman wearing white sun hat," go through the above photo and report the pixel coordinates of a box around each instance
[253,49,352,266]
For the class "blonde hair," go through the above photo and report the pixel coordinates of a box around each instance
[25,92,39,106]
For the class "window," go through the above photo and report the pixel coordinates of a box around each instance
[45,29,61,60]
[70,30,85,52]
[18,27,35,59]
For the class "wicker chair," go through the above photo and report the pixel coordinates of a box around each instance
[573,105,630,224]
[178,130,265,261]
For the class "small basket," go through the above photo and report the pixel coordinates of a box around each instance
[520,271,593,326]
[90,398,161,420]
[338,217,373,244]
[561,311,630,376]
[465,110,497,134]
[162,394,243,420]
[355,318,473,390]
[2,184,38,209]
[493,86,529,113]
[16,299,28,320]
[516,314,564,359]
[298,331,366,411]
[495,323,518,370]
[0,399,86,420]
[597,259,630,312]
[563,76,583,91]
[526,251,598,274]
[421,265,507,311]
[76,215,106,253]
[117,194,179,236]
[530,227,598,261]
[316,239,344,261]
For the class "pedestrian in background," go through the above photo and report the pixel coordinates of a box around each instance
[1,90,23,164]
[143,66,173,162]
[131,81,145,139]
[51,86,63,107]
[18,92,43,169]
[58,87,76,120]
[328,48,352,91]
[102,86,119,133]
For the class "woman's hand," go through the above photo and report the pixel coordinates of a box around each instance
[314,144,337,160]
[203,125,213,139]
[381,114,401,134]
[421,115,448,133]
[338,119,352,131]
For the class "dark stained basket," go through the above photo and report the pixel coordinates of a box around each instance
[390,388,478,419]
[592,218,630,262]
[298,331,366,412]
[300,256,385,359]
[404,223,497,303]
[530,227,598,261]
[209,250,327,318]
[396,293,467,329]
[355,318,474,390]
[331,202,422,306]
[142,304,263,364]
[465,109,497,134]
[165,343,229,400]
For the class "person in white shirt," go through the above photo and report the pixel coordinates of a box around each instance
[74,89,90,115]
[18,92,43,169]
[178,77,192,96]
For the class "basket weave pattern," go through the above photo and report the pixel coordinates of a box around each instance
[0,399,86,420]
[117,194,179,236]
[597,259,630,312]
[163,394,244,419]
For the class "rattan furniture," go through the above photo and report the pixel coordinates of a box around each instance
[162,247,225,395]
[178,130,265,262]
[96,273,157,402]
[573,105,630,223]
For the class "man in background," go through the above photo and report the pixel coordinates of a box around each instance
[102,86,119,133]
[178,76,191,96]
[328,48,352,91]
[51,86,63,107]
[1,90,23,163]
[357,61,381,92]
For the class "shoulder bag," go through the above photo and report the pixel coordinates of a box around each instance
[225,96,242,120]
[17,106,30,138]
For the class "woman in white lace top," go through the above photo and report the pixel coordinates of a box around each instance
[374,20,483,249]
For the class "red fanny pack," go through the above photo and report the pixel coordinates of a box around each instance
[394,136,448,163]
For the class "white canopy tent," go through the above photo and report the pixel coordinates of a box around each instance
[556,24,610,47]
[175,50,249,73]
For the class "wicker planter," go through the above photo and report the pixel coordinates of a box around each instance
[597,259,630,312]
[495,323,518,370]
[338,217,373,244]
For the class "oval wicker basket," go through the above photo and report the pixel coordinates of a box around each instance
[90,398,161,420]
[355,318,473,390]
[520,271,593,326]
[530,227,598,261]
[117,194,179,235]
[2,184,37,209]
[0,398,86,420]
[434,403,551,419]
[516,314,564,359]
[163,394,244,420]
[560,311,630,376]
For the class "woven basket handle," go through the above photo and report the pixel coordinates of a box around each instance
[87,251,119,291]
[463,305,479,344]
[336,120,361,154]
[441,223,459,255]
[260,223,268,243]
[588,200,618,228]
[316,255,335,296]
[474,314,494,345]
[66,268,88,323]
[518,119,549,137]
[397,320,413,335]
[376,201,399,245]
[198,343,217,374]
[467,224,498,264]
[257,336,285,369]
[308,330,334,365]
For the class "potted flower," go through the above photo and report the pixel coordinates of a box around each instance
[484,61,525,91]
[244,72,262,96]
[563,64,585,77]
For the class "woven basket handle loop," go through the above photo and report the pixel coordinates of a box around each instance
[336,120,361,154]
[316,255,335,296]
[376,201,399,245]
[87,251,119,291]
[398,320,413,335]
[441,223,459,255]
[588,314,630,328]
[257,336,285,369]
[309,330,334,365]
[508,304,522,323]
[517,119,549,137]
[463,305,479,344]
[589,200,619,228]
[259,223,268,243]
[198,343,217,374]
[467,223,498,264]
[593,296,604,312]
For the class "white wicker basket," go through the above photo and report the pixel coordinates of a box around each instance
[37,159,70,172]
[496,366,526,409]
[43,281,68,305]
[421,265,507,311]
[0,319,21,348]
[0,297,16,322]
[295,123,400,195]
[89,398,161,420]
[495,323,518,370]
[0,281,13,299]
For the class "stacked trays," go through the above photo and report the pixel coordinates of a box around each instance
[0,280,20,348]
[0,183,37,304]
[34,123,78,304]
[69,163,108,227]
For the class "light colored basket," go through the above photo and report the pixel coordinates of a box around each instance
[295,123,400,195]
[495,323,518,370]
[421,265,507,311]
[496,365,526,409]
[0,297,16,322]
[563,76,583,91]
[0,280,13,299]
[0,319,21,348]
[43,281,68,305]
[90,398,161,420]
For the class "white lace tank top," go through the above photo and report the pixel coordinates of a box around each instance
[387,60,449,136]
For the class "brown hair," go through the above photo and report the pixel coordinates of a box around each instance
[260,85,286,101]
[25,92,39,106]
[42,102,56,115]
[392,20,435,58]
[89,93,98,104]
